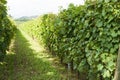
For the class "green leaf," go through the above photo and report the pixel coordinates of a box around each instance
[98,0,103,3]
[105,0,110,3]
[96,20,103,27]
[118,31,120,35]
[107,61,115,71]
[111,30,117,37]
[97,64,104,71]
[103,69,110,78]
[112,0,117,2]
[102,9,106,17]
[0,37,4,42]
[84,20,89,27]
[110,48,115,53]
[106,24,111,28]
[108,15,114,23]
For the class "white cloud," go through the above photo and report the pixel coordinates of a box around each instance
[7,0,84,18]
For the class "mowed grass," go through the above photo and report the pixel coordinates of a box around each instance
[0,29,66,80]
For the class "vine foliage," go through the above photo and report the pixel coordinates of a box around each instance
[21,0,120,79]
[0,0,16,61]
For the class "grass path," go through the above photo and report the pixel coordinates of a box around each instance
[0,29,68,80]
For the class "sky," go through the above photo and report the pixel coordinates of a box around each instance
[7,0,85,18]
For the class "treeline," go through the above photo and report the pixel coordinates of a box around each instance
[0,0,16,61]
[20,0,120,80]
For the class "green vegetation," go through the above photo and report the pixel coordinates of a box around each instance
[0,0,120,80]
[0,0,16,61]
[20,0,120,80]
[0,29,67,80]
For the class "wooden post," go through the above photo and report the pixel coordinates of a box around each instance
[67,63,71,80]
[114,45,120,80]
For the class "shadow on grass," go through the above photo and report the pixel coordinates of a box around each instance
[0,29,66,80]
